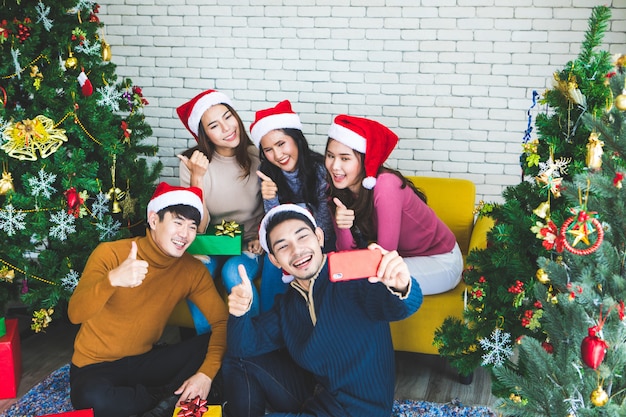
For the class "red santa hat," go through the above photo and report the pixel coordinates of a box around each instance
[176,89,234,140]
[327,115,398,189]
[147,182,204,220]
[258,204,317,283]
[249,100,303,147]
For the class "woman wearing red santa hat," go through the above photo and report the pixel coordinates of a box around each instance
[250,99,335,311]
[176,89,263,330]
[325,115,463,295]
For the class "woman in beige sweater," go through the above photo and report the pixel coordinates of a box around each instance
[176,89,264,331]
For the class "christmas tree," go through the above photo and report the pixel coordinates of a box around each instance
[491,60,626,416]
[0,0,162,332]
[433,5,622,387]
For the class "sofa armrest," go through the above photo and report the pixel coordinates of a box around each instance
[468,215,494,252]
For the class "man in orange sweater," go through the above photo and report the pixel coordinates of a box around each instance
[68,183,228,417]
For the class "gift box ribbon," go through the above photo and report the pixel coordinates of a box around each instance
[177,396,208,417]
[214,220,241,238]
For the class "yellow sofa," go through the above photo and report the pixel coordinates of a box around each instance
[168,176,492,370]
[389,176,492,360]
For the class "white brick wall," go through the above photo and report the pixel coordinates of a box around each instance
[99,0,626,204]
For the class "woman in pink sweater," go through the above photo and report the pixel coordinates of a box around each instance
[324,114,463,295]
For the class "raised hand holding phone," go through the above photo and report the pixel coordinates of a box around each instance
[333,197,355,229]
[328,247,382,282]
[368,244,411,294]
[256,170,278,200]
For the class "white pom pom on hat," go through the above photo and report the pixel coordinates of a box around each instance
[250,100,303,148]
[327,115,399,189]
[147,182,204,221]
[176,89,234,141]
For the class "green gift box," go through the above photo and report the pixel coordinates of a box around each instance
[187,221,242,256]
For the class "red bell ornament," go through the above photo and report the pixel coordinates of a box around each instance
[581,326,608,369]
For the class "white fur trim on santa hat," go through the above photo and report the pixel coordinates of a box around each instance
[259,204,317,254]
[327,123,366,153]
[187,92,233,136]
[147,189,204,220]
[250,113,302,147]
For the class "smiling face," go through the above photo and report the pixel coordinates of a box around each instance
[200,104,240,156]
[260,130,300,173]
[325,138,363,195]
[267,218,325,285]
[148,210,198,258]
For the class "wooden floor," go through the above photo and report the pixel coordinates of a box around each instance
[0,313,497,413]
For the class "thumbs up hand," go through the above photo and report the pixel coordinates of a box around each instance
[108,241,149,288]
[256,170,278,200]
[228,265,254,317]
[333,198,355,229]
[178,150,209,180]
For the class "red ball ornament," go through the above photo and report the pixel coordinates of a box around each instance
[581,326,608,369]
[65,187,80,209]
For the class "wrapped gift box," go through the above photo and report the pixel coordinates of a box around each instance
[0,318,21,399]
[172,405,221,417]
[38,410,94,417]
[187,221,242,256]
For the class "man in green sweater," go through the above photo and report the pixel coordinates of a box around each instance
[68,182,228,417]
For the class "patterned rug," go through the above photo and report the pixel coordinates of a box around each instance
[0,364,496,417]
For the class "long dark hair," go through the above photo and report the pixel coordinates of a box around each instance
[259,128,325,206]
[181,103,255,178]
[326,144,427,247]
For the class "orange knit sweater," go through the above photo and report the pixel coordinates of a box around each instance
[68,230,228,379]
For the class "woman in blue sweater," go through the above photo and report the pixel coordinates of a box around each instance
[250,100,334,312]
[222,204,423,417]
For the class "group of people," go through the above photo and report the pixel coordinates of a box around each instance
[66,89,464,417]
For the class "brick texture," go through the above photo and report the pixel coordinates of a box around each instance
[99,0,626,203]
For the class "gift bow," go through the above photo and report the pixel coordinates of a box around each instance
[214,220,241,238]
[177,396,208,417]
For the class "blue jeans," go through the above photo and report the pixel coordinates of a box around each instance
[260,253,289,313]
[222,350,348,417]
[187,253,260,335]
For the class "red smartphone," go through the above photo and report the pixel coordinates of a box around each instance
[328,248,383,282]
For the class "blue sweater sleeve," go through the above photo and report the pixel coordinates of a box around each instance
[226,305,285,357]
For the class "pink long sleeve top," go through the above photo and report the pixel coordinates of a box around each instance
[334,173,457,257]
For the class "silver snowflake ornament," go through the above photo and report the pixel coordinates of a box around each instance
[49,210,77,241]
[28,168,57,199]
[61,270,80,292]
[96,216,121,241]
[0,204,27,236]
[479,327,513,367]
[96,84,123,112]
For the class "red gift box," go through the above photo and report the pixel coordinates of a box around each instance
[0,318,21,399]
[38,410,94,417]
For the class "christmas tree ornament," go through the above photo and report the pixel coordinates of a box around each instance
[590,384,608,407]
[585,132,604,170]
[1,86,7,108]
[536,269,550,284]
[581,325,608,369]
[0,267,15,283]
[616,91,626,111]
[560,209,604,256]
[101,35,111,61]
[0,165,14,195]
[1,115,68,161]
[30,65,44,90]
[613,172,624,188]
[77,69,93,96]
[533,201,550,219]
[65,50,78,70]
[119,183,137,219]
